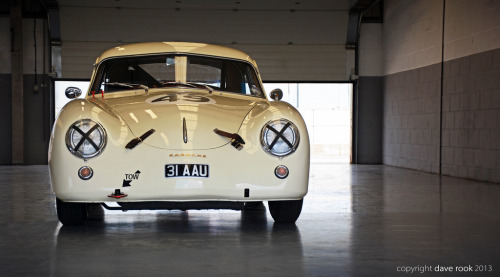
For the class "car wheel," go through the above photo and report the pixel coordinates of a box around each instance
[56,198,87,225]
[268,199,303,223]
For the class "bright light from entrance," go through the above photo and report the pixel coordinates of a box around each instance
[264,83,352,164]
[54,81,87,116]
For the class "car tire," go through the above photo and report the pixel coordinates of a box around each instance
[268,199,303,223]
[56,198,87,225]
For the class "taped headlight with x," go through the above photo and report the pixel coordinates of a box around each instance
[261,119,300,157]
[66,119,107,158]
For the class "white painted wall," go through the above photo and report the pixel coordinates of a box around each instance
[383,0,443,75]
[359,23,383,77]
[444,0,500,61]
[384,0,500,74]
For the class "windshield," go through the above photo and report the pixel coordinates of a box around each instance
[90,54,264,97]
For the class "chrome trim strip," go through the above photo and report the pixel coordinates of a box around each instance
[183,117,188,143]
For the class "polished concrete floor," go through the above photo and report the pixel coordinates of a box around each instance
[1,164,499,276]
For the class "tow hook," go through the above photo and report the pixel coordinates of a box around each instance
[108,189,127,199]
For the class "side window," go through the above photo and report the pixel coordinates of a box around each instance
[222,62,244,93]
[222,62,262,96]
[103,63,130,92]
[244,65,261,96]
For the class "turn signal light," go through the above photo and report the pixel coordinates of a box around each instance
[78,166,93,180]
[275,165,289,179]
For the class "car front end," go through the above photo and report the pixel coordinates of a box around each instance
[49,42,310,224]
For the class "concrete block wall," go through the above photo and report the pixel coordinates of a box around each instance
[441,48,500,182]
[382,0,443,173]
[381,0,500,183]
[383,0,444,75]
[383,64,441,173]
[440,0,500,183]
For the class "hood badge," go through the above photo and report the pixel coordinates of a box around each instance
[183,118,188,143]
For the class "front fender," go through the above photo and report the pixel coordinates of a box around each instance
[49,99,135,192]
[238,100,310,186]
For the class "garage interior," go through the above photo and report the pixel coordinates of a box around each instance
[1,0,499,275]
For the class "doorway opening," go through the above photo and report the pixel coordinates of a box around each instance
[263,83,353,164]
[54,80,88,115]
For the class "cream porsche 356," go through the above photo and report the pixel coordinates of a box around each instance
[49,42,310,225]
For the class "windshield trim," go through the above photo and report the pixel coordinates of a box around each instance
[89,53,266,99]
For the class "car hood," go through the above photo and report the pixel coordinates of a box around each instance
[100,90,266,150]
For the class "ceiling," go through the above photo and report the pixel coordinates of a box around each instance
[0,0,357,17]
[57,0,353,11]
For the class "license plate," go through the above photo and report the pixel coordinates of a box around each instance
[165,164,209,178]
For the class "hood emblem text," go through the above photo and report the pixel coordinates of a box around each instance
[169,154,207,158]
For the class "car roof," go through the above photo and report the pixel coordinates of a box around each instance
[96,42,257,66]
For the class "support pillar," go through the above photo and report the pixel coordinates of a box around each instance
[11,0,23,164]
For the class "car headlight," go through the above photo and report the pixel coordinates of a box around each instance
[66,119,107,159]
[261,119,300,157]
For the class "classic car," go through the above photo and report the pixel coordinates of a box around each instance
[49,42,310,225]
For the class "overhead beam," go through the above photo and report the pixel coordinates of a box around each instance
[345,0,382,51]
[346,13,361,50]
[11,0,23,164]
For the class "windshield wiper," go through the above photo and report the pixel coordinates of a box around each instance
[164,82,214,93]
[187,82,214,93]
[163,81,197,88]
[103,82,149,94]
